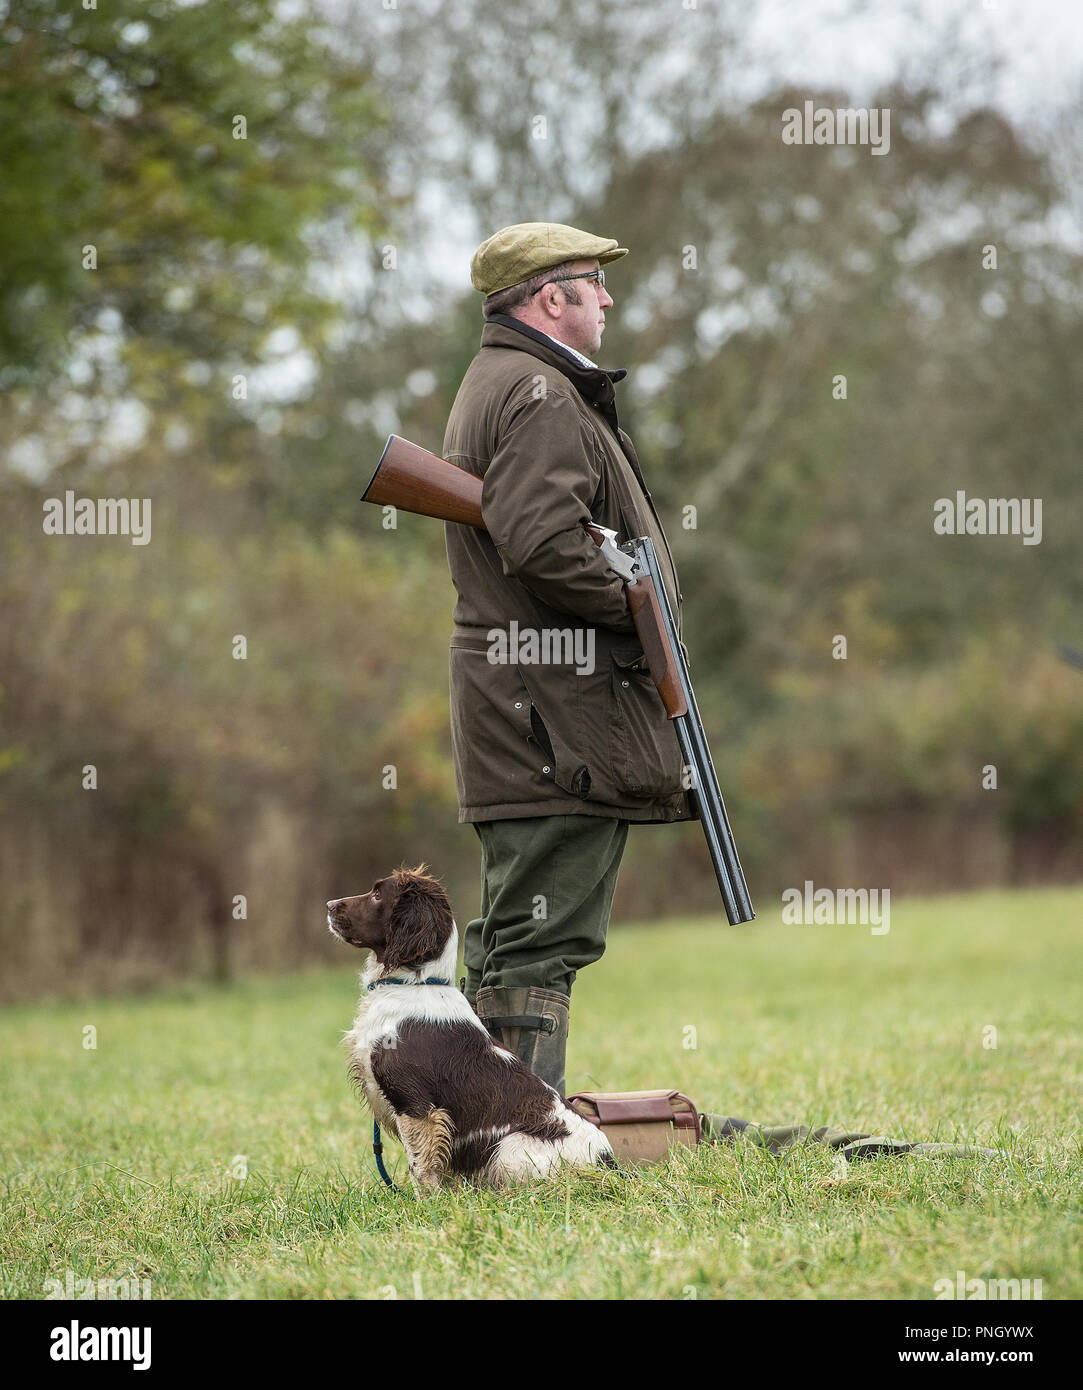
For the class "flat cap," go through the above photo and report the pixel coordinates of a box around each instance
[471,221,628,296]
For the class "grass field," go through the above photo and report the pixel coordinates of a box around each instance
[1,886,1079,1300]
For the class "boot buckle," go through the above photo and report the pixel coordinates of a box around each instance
[480,1013,555,1035]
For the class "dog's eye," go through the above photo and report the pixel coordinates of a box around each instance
[372,889,381,901]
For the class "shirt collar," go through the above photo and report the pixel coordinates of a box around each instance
[535,329,598,369]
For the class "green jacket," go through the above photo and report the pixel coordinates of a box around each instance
[442,314,691,824]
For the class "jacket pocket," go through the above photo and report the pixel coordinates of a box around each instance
[515,664,595,799]
[607,651,684,798]
[515,652,683,804]
[449,644,550,807]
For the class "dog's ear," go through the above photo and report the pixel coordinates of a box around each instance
[382,869,454,974]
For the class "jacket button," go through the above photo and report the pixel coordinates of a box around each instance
[514,701,523,709]
[621,680,630,688]
[542,766,551,775]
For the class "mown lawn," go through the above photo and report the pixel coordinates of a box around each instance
[1,886,1079,1300]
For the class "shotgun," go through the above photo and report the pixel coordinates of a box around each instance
[363,434,755,925]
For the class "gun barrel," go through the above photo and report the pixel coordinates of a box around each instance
[674,702,755,924]
[626,536,755,925]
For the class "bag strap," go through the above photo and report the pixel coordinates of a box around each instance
[569,1090,702,1136]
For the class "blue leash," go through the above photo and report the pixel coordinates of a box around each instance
[373,1120,397,1189]
[367,975,453,1190]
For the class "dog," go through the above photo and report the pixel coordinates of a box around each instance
[327,866,613,1190]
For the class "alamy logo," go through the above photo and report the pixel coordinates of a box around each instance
[42,492,152,546]
[781,880,890,935]
[487,621,595,676]
[933,491,1042,545]
[782,101,891,155]
[43,1270,152,1300]
[49,1321,151,1370]
[934,1270,1043,1301]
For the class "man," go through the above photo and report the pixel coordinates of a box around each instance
[437,221,1002,1165]
[441,221,690,1097]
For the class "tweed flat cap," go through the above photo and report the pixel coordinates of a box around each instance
[471,221,628,296]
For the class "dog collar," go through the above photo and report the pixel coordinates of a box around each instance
[367,976,453,991]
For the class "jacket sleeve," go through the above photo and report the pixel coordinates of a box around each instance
[481,388,635,632]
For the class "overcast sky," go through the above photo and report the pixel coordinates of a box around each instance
[742,0,1083,113]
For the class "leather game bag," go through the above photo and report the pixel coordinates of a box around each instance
[566,1089,702,1164]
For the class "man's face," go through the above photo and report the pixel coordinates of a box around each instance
[542,258,614,356]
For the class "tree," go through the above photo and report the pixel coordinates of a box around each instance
[0,0,386,395]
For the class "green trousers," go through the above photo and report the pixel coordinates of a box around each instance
[463,815,628,1006]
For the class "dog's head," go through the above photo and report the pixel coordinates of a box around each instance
[326,865,454,974]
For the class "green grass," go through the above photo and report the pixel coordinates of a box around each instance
[1,886,1079,1300]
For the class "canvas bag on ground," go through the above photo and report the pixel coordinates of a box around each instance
[566,1089,701,1164]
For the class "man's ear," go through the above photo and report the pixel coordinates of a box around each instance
[383,873,453,974]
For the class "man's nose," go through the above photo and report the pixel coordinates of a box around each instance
[599,286,614,308]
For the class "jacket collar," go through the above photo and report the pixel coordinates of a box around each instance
[480,314,652,498]
[482,314,627,409]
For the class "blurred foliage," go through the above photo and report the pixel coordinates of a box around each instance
[0,0,386,391]
[1,0,1080,998]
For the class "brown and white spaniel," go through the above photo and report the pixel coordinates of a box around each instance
[327,866,613,1190]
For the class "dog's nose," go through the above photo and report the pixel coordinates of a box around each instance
[326,899,340,912]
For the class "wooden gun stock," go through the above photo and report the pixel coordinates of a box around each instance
[622,576,689,719]
[363,435,484,529]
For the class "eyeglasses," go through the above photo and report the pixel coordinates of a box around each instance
[530,268,606,295]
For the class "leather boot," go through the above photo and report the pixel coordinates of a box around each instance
[474,985,570,1095]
